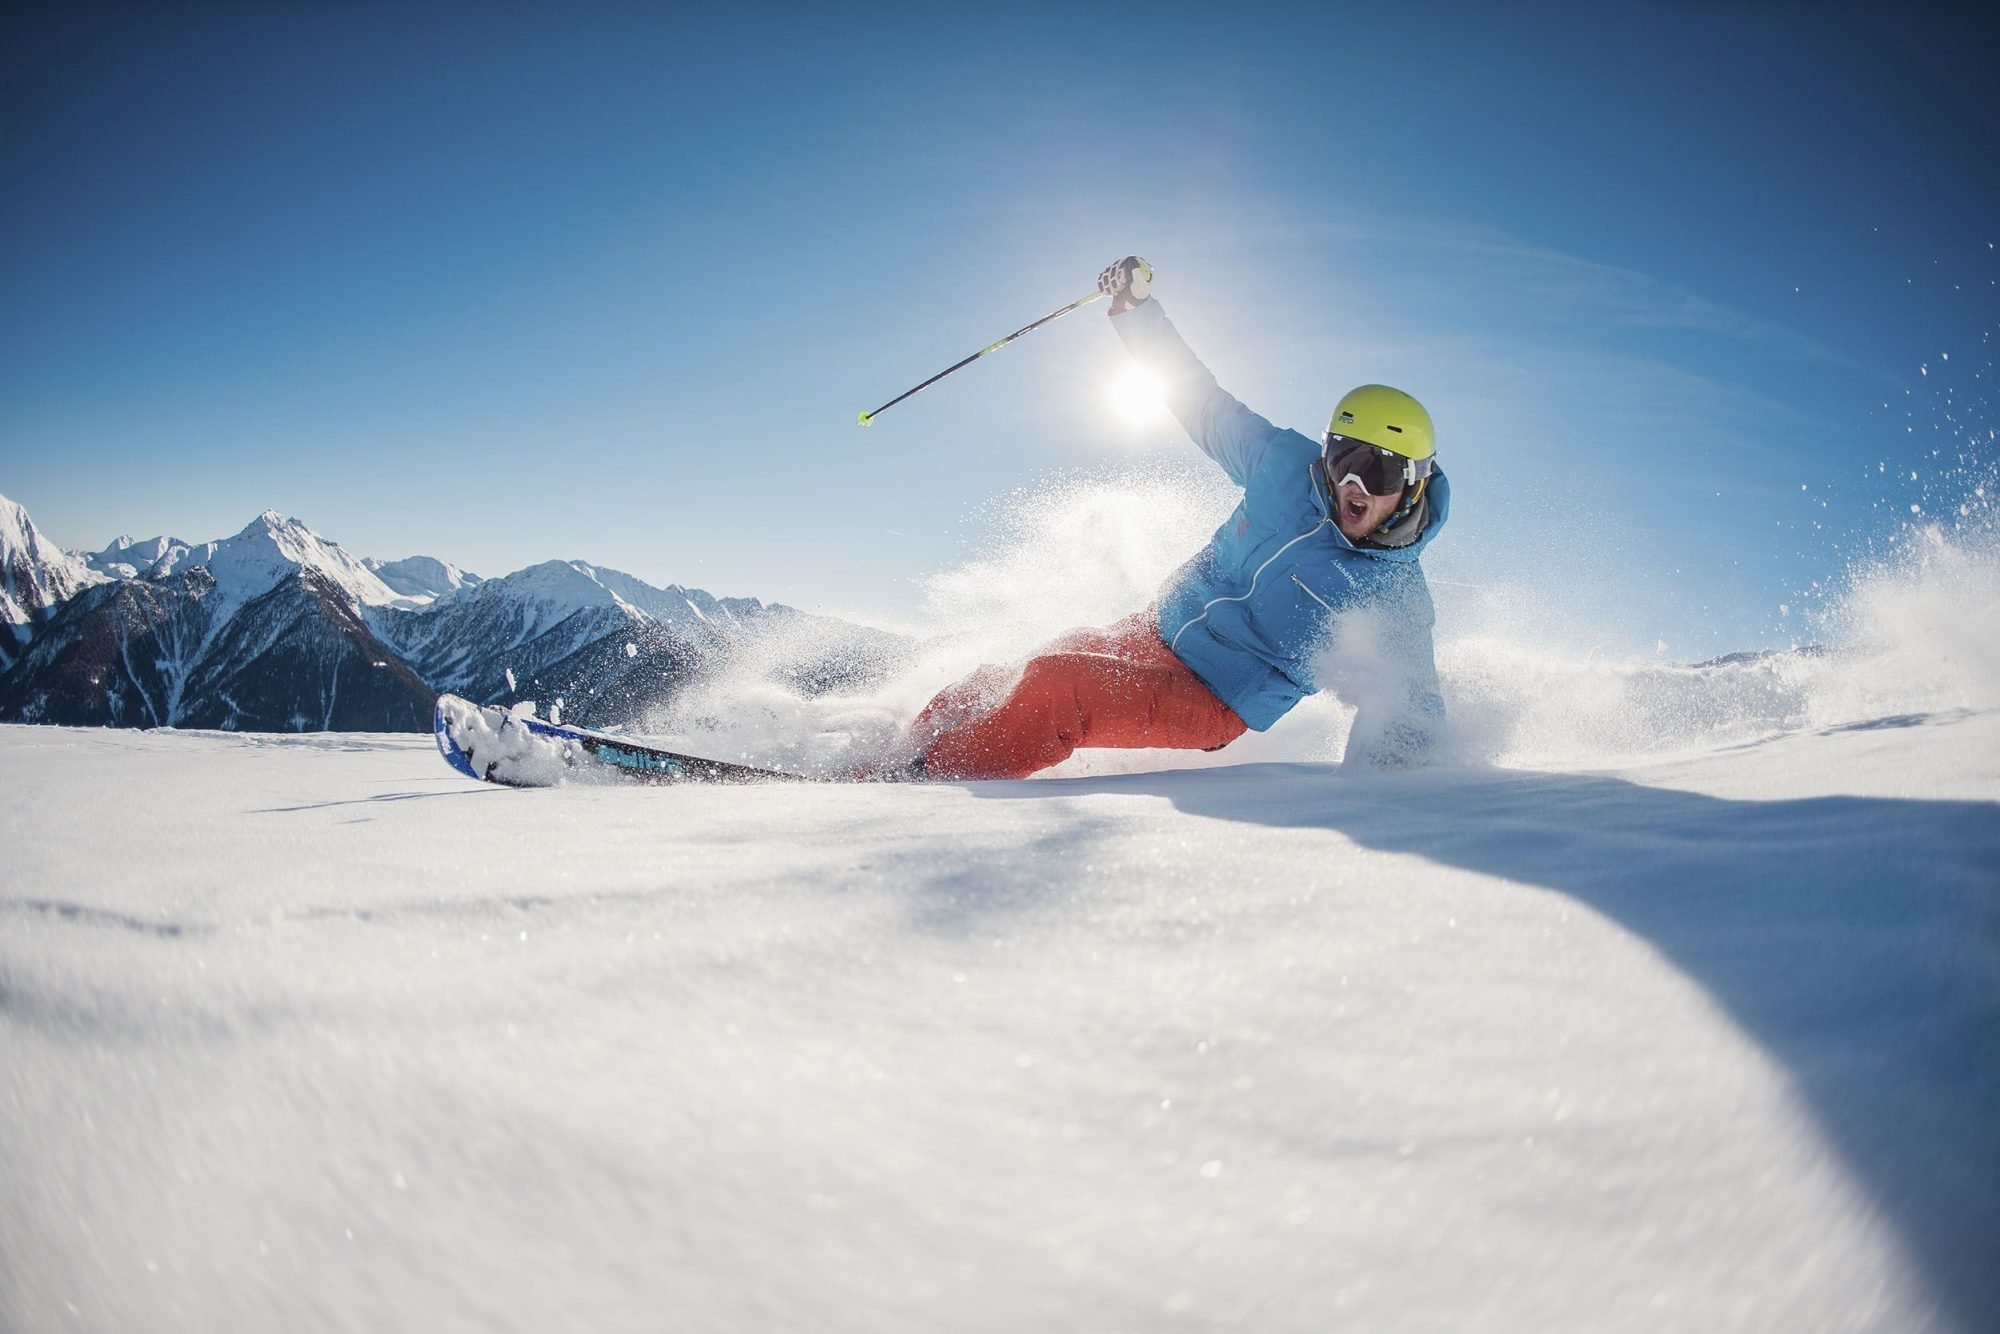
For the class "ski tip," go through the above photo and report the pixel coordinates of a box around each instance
[855,410,873,427]
[433,695,482,780]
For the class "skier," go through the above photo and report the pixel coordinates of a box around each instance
[901,256,1451,781]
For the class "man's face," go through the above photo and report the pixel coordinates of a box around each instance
[1333,475,1405,540]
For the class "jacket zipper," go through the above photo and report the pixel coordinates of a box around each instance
[1290,572,1338,613]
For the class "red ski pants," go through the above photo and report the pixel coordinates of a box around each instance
[916,611,1248,781]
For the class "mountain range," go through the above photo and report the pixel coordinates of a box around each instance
[0,491,903,733]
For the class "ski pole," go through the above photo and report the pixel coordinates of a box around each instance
[856,289,1103,426]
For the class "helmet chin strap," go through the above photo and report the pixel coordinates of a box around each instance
[1376,477,1427,535]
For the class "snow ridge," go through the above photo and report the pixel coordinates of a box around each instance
[363,555,483,604]
[199,510,407,618]
[79,533,217,581]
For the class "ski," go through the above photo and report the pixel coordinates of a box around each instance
[433,693,808,787]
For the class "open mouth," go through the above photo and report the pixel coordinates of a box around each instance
[1343,495,1372,523]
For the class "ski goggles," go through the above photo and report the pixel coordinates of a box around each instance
[1322,433,1433,496]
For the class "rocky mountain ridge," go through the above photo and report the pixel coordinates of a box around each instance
[1,494,107,672]
[0,491,901,732]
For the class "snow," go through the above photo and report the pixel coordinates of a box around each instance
[76,534,216,582]
[591,565,757,631]
[3,704,1996,1331]
[0,492,107,656]
[195,511,409,619]
[363,555,483,604]
[2,491,812,717]
[5,481,1998,1329]
[441,560,645,643]
[447,561,763,644]
[435,693,576,786]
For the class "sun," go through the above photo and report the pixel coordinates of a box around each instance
[1105,365,1169,430]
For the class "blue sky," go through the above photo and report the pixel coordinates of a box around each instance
[3,1,1994,657]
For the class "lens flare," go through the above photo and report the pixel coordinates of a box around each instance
[1105,365,1169,429]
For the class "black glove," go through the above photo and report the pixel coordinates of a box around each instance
[1096,256,1153,315]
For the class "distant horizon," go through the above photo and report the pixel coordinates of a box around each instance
[4,485,813,599]
[2,487,784,601]
[5,478,1973,668]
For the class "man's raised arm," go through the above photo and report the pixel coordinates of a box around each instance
[1099,257,1280,487]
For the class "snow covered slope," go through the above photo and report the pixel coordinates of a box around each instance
[2,708,1994,1333]
[376,558,659,694]
[77,533,219,582]
[370,556,900,717]
[363,554,483,603]
[0,558,435,731]
[201,510,408,617]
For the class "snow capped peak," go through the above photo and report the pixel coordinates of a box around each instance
[80,532,208,580]
[197,510,404,615]
[12,491,764,636]
[2,491,834,705]
[0,491,104,594]
[470,559,639,619]
[0,490,108,662]
[0,491,37,550]
[378,556,791,694]
[588,566,760,629]
[234,509,307,548]
[364,555,483,603]
[440,559,785,641]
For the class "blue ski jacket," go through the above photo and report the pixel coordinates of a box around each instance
[1113,300,1450,761]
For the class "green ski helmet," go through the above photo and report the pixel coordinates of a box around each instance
[1322,385,1437,542]
[1326,384,1434,464]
